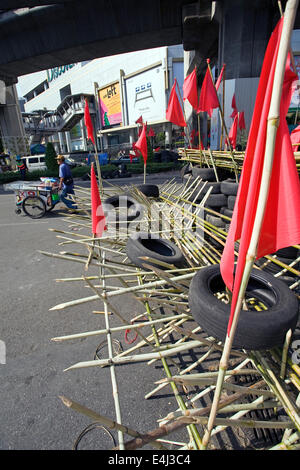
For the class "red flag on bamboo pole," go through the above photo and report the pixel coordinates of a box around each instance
[134,123,148,165]
[228,113,239,149]
[220,17,300,335]
[84,98,95,146]
[166,79,187,127]
[91,163,106,237]
[215,64,225,91]
[230,94,238,118]
[183,67,198,111]
[238,111,246,130]
[135,115,143,125]
[197,62,219,116]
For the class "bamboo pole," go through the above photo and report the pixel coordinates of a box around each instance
[206,59,239,182]
[201,0,299,449]
[220,64,226,150]
[98,249,124,449]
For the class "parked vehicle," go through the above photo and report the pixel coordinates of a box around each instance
[22,154,47,172]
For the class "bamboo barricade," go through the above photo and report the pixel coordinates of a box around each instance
[41,146,300,450]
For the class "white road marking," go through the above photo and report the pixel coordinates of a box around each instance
[0,221,49,227]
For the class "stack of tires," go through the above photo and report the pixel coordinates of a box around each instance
[219,178,239,231]
[187,168,239,233]
[257,246,300,292]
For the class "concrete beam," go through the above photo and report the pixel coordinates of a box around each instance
[0,0,195,80]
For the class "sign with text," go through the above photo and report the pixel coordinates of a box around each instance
[98,82,122,128]
[125,64,165,125]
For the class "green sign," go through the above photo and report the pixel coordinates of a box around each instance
[47,64,76,82]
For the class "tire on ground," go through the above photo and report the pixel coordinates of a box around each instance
[104,194,142,221]
[188,264,299,350]
[204,193,227,207]
[191,167,216,181]
[220,178,239,196]
[126,232,186,270]
[137,184,159,197]
[206,214,226,228]
[227,195,237,210]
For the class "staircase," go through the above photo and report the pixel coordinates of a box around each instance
[22,93,96,144]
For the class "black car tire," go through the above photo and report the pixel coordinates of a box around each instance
[189,264,299,350]
[126,232,186,270]
[220,179,239,196]
[191,167,216,181]
[227,195,237,210]
[104,194,142,222]
[137,184,159,198]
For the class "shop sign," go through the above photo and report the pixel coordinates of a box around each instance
[47,64,76,83]
[98,82,122,128]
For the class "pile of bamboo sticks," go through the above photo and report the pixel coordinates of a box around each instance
[40,175,300,450]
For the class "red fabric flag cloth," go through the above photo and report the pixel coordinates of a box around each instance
[166,79,187,127]
[148,127,155,137]
[220,18,300,336]
[290,124,300,151]
[183,67,198,111]
[135,115,143,125]
[239,111,246,130]
[197,66,219,116]
[84,99,95,146]
[135,123,148,164]
[91,164,106,237]
[228,114,239,149]
[230,93,238,118]
[215,64,225,91]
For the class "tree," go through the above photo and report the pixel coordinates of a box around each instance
[146,137,154,162]
[45,142,58,171]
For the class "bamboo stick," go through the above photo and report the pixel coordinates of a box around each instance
[201,0,299,449]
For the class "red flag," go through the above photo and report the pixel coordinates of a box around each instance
[166,79,187,127]
[197,65,219,116]
[239,111,246,130]
[91,164,106,237]
[220,18,300,335]
[135,115,143,125]
[135,123,148,164]
[228,113,239,150]
[84,99,95,146]
[183,67,198,111]
[215,64,225,91]
[148,127,155,137]
[230,93,238,118]
[290,124,300,151]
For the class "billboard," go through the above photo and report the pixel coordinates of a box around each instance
[125,64,166,125]
[290,54,300,109]
[98,82,122,127]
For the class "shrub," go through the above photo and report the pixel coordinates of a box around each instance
[45,142,58,171]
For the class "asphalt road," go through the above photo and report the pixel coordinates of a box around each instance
[0,172,191,451]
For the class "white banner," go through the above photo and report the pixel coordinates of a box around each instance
[125,64,166,125]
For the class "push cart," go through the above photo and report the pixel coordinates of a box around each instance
[7,179,60,219]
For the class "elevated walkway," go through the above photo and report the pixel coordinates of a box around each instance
[22,93,96,144]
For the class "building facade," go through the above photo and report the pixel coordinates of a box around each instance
[16,45,185,156]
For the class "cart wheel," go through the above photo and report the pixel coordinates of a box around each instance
[22,196,46,219]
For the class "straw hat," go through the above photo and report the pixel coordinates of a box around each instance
[56,155,65,161]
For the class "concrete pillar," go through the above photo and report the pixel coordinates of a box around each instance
[0,84,28,156]
[217,0,280,137]
[164,122,172,146]
[58,132,66,153]
[65,131,72,153]
[80,118,88,151]
[129,128,135,144]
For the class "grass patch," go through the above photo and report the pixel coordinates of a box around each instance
[0,162,182,184]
